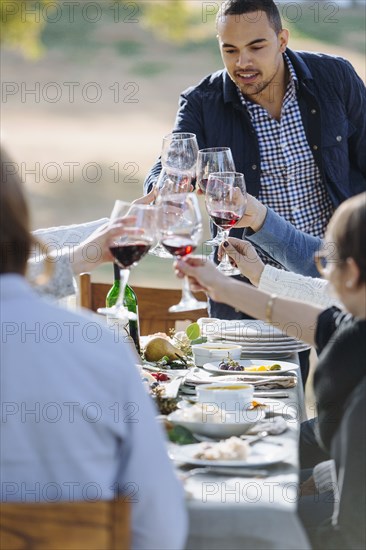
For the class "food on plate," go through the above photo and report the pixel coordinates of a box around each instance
[218,356,244,371]
[166,425,198,445]
[249,400,267,410]
[151,372,170,382]
[194,437,249,461]
[246,364,281,372]
[150,384,178,415]
[178,403,226,424]
[144,336,185,362]
[218,361,282,372]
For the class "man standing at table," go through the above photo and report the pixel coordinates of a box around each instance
[144,0,366,384]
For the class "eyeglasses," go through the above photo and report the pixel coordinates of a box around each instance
[314,247,343,276]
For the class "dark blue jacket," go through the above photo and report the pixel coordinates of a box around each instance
[145,49,366,319]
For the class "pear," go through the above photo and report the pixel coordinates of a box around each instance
[144,337,184,362]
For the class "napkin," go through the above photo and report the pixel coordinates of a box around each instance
[249,375,297,390]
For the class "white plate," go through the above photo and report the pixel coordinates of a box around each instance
[210,319,284,335]
[167,408,265,438]
[169,441,288,467]
[203,359,299,376]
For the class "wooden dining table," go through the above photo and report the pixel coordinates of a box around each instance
[169,354,311,550]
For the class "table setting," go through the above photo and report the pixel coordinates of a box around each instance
[100,133,310,548]
[135,318,310,549]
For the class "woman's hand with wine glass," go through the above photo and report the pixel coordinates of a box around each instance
[97,201,158,319]
[217,238,265,286]
[205,172,247,276]
[174,256,227,304]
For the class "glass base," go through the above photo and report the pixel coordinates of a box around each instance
[169,299,208,313]
[216,264,241,277]
[205,234,224,247]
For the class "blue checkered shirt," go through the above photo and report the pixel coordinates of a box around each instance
[238,54,334,268]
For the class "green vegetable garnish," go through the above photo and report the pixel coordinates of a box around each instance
[270,364,281,371]
[168,425,198,445]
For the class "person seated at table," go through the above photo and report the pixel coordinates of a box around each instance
[174,193,366,548]
[29,188,157,300]
[0,148,187,550]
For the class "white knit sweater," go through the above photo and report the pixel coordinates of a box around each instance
[29,218,108,299]
[258,265,341,309]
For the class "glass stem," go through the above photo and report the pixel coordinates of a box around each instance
[116,267,130,309]
[182,276,195,301]
[220,230,232,268]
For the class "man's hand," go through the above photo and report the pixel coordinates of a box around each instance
[235,193,267,232]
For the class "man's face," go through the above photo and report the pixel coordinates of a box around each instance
[217,11,289,99]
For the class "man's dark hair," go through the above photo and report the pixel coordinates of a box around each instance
[218,0,282,34]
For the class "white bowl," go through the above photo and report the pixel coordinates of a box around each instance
[191,342,241,367]
[196,382,254,412]
[167,406,264,438]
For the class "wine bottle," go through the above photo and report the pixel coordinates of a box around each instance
[106,263,141,354]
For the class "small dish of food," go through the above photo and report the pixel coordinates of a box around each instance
[196,382,254,412]
[191,343,241,367]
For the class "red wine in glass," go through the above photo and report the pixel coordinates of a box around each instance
[161,237,196,257]
[210,210,241,230]
[110,242,151,268]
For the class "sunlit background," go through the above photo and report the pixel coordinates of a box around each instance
[1,0,365,289]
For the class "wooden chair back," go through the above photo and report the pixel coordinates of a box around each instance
[0,499,130,550]
[79,273,207,335]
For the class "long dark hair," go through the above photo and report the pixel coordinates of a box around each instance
[0,147,32,275]
[0,147,52,281]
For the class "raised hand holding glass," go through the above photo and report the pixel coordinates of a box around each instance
[97,201,158,319]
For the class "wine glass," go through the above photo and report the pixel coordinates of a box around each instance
[205,172,247,276]
[97,201,158,319]
[149,168,193,258]
[159,193,207,312]
[161,132,199,176]
[196,147,236,247]
[150,131,198,260]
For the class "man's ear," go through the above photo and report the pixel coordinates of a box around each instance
[279,29,289,53]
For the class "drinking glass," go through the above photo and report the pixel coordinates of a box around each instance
[205,172,247,276]
[149,168,193,258]
[159,193,207,312]
[161,132,199,176]
[196,147,236,247]
[97,201,158,319]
